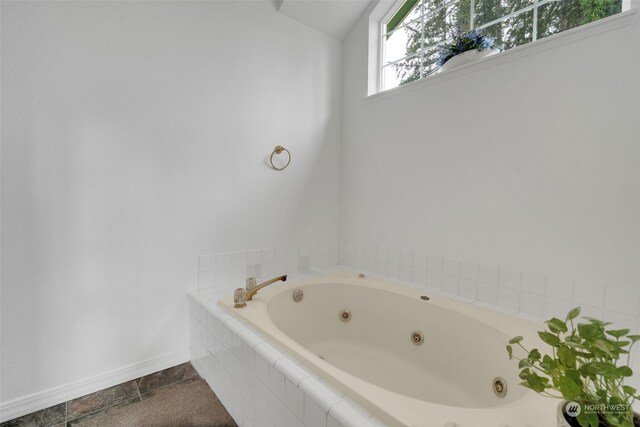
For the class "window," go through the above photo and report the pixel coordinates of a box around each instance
[380,0,623,91]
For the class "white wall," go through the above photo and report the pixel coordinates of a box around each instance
[3,0,639,418]
[341,8,640,290]
[0,0,341,409]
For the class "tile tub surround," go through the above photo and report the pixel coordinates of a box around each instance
[338,241,640,329]
[190,290,386,427]
[0,362,201,427]
[197,241,340,294]
[198,240,640,333]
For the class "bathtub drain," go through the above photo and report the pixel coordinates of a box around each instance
[493,377,507,397]
[411,331,424,345]
[292,288,304,302]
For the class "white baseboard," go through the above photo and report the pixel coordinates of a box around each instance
[0,347,190,423]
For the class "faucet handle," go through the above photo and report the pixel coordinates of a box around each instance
[234,288,247,308]
[246,277,257,291]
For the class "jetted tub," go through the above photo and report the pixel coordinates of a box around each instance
[219,272,557,427]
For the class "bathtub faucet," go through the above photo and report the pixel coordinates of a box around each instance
[234,275,287,308]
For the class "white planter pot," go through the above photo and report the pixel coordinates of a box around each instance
[557,401,573,427]
[438,48,500,73]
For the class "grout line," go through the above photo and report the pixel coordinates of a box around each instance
[67,390,148,425]
[67,405,110,424]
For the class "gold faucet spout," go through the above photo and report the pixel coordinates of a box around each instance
[246,275,287,301]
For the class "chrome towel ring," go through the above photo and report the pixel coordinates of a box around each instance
[270,146,291,171]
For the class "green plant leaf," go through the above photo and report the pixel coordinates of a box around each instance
[623,385,637,396]
[616,366,633,377]
[609,396,625,406]
[626,335,640,343]
[559,375,582,400]
[578,323,601,339]
[506,344,513,359]
[577,411,600,427]
[614,340,631,348]
[529,348,541,361]
[606,328,630,338]
[604,413,634,427]
[583,317,612,326]
[518,358,532,368]
[593,339,615,356]
[547,318,568,333]
[558,346,576,368]
[582,362,617,376]
[574,350,593,358]
[565,369,581,382]
[509,336,523,345]
[538,331,561,346]
[525,371,548,393]
[540,354,557,370]
[566,307,581,321]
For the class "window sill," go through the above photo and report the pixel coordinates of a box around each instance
[366,8,637,103]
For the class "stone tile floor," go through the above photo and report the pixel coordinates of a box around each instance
[1,362,236,427]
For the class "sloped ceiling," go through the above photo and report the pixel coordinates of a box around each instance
[276,0,372,40]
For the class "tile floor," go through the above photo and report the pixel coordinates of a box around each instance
[1,362,236,427]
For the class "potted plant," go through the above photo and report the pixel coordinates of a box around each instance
[436,28,500,72]
[507,307,640,427]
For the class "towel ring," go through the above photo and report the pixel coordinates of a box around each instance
[270,146,291,171]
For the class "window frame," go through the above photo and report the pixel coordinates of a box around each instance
[376,0,631,93]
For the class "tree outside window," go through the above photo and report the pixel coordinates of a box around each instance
[382,0,622,90]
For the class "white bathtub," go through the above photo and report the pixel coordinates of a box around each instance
[219,272,557,427]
